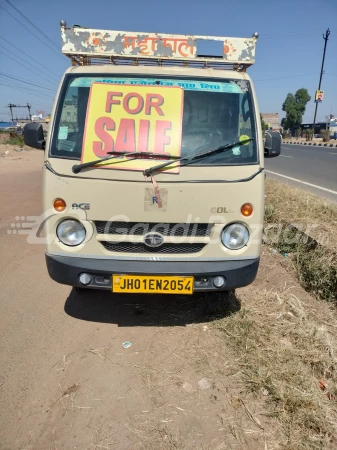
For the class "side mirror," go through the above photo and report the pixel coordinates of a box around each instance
[23,122,45,150]
[264,131,281,158]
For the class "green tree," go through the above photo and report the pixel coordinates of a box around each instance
[260,114,268,132]
[282,88,311,131]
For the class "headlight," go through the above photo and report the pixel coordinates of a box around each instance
[56,219,86,246]
[221,223,249,250]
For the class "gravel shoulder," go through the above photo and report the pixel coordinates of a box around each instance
[1,149,336,450]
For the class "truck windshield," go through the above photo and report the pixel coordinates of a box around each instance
[50,75,258,166]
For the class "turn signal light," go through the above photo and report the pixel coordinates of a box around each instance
[241,203,253,217]
[54,198,66,212]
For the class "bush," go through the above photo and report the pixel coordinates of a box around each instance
[320,130,330,142]
[5,133,24,146]
[304,128,314,141]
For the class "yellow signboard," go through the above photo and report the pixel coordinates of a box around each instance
[82,83,184,172]
[315,90,324,103]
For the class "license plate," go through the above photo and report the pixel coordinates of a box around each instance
[112,275,194,294]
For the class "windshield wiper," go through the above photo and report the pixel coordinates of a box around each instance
[72,151,180,174]
[143,137,253,177]
[72,139,252,175]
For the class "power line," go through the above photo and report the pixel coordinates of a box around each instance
[0,48,53,84]
[0,79,55,98]
[0,85,54,101]
[0,91,52,106]
[0,72,56,91]
[0,4,66,62]
[0,82,55,100]
[0,80,55,97]
[0,79,42,93]
[0,36,60,81]
[5,0,60,51]
[0,95,52,111]
[31,105,53,110]
[0,45,56,83]
[0,48,55,84]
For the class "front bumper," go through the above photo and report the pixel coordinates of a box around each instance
[46,254,260,291]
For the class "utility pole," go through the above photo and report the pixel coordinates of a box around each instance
[312,28,330,134]
[8,103,15,126]
[7,103,32,125]
[27,103,32,121]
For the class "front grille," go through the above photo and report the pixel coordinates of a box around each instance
[95,221,212,237]
[100,241,206,254]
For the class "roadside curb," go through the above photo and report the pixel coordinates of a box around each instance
[283,141,337,147]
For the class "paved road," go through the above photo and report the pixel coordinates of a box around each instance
[265,144,337,202]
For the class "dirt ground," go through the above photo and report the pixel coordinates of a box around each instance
[0,147,336,449]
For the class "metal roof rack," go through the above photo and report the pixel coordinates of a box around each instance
[60,21,258,72]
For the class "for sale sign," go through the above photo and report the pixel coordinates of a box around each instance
[82,83,184,172]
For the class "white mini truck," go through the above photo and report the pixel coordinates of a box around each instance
[24,22,281,295]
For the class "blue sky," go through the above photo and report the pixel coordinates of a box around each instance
[0,0,336,123]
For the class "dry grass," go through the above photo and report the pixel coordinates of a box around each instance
[89,424,117,449]
[4,134,24,147]
[293,247,337,303]
[215,288,337,450]
[124,423,181,450]
[265,179,337,302]
[265,179,337,251]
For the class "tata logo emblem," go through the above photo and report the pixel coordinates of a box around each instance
[144,232,164,248]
